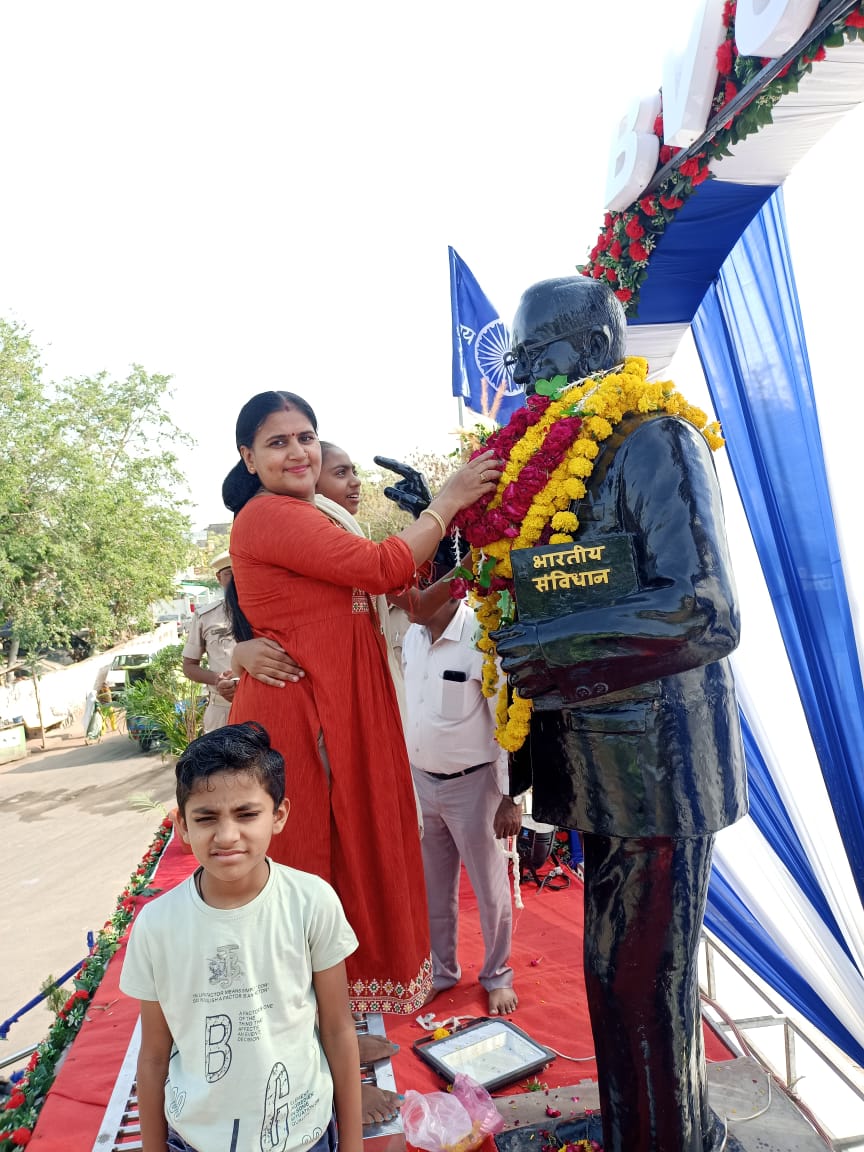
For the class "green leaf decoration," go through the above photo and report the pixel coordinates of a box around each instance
[534,374,571,400]
[497,588,515,624]
[478,556,498,589]
[578,3,864,318]
[533,378,558,397]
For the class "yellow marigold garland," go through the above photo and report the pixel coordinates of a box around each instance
[463,357,723,753]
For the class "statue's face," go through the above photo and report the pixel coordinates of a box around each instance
[506,322,586,392]
[508,278,623,394]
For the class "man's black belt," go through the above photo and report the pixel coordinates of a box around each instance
[420,762,489,780]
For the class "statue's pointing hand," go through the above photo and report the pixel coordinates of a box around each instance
[373,456,433,519]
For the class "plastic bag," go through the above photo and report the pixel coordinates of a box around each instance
[451,1073,504,1138]
[402,1074,504,1152]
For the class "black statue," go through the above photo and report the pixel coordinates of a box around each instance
[494,277,748,1152]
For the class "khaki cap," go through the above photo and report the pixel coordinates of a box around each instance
[212,551,232,575]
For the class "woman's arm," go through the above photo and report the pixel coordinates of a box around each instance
[232,451,502,597]
[136,999,173,1152]
[314,962,363,1152]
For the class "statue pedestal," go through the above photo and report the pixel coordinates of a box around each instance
[491,1057,827,1152]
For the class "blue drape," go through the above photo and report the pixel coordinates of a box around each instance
[693,189,864,903]
[692,188,864,1062]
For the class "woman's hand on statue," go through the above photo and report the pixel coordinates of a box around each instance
[231,637,305,687]
[433,449,502,517]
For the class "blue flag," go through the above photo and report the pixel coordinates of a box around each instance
[449,246,525,425]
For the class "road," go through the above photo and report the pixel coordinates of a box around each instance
[0,722,176,1063]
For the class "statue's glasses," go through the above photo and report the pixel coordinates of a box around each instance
[502,330,583,378]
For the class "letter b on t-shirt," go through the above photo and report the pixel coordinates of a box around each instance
[205,1014,233,1082]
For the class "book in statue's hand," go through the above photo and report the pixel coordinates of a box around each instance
[511,533,639,710]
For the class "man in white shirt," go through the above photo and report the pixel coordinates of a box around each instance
[402,597,521,1015]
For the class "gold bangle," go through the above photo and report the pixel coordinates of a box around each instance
[420,507,447,537]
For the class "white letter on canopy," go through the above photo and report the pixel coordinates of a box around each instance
[735,0,819,57]
[604,92,661,212]
[662,0,726,147]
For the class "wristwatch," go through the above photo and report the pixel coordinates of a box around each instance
[506,792,527,805]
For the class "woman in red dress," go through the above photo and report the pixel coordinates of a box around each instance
[223,391,500,1020]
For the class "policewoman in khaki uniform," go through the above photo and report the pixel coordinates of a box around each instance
[182,551,237,732]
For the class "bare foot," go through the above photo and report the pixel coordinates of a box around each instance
[488,986,518,1015]
[424,985,441,1005]
[362,1084,402,1126]
[358,1034,399,1064]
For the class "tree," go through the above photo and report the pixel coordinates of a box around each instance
[0,321,49,655]
[0,318,194,667]
[352,466,412,541]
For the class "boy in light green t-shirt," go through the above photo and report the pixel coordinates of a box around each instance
[121,722,361,1152]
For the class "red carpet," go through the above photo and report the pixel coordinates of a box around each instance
[28,836,734,1150]
[387,858,734,1098]
[390,863,597,1096]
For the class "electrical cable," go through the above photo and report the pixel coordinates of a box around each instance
[545,1047,596,1063]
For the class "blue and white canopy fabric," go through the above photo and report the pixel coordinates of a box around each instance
[603,14,864,1064]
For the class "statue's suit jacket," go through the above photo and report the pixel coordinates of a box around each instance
[512,411,748,838]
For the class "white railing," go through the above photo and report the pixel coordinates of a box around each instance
[700,930,864,1150]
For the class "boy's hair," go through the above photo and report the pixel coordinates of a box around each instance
[175,722,285,813]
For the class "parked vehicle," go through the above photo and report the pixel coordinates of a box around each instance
[125,712,168,754]
[105,653,153,701]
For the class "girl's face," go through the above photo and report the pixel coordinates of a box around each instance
[317,446,361,515]
[239,407,321,501]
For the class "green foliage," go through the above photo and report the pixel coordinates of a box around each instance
[38,976,68,1018]
[127,792,169,816]
[146,643,188,694]
[351,465,413,541]
[121,643,204,757]
[0,318,194,657]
